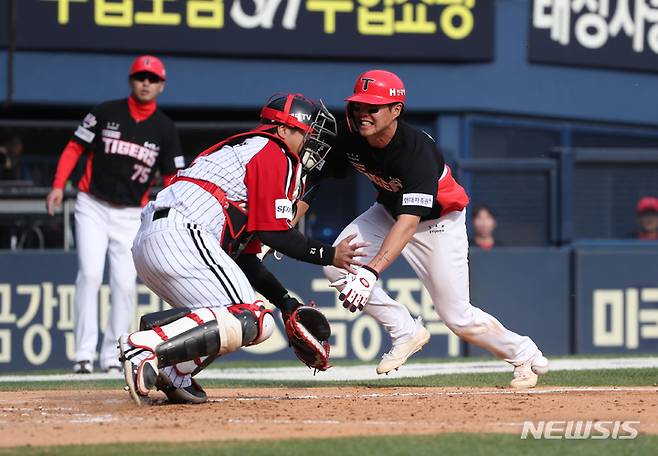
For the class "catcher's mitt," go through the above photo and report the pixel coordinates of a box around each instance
[284,306,331,372]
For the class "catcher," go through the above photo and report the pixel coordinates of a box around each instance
[119,93,366,405]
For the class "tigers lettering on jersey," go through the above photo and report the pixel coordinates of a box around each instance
[349,157,403,192]
[70,98,182,207]
[101,137,159,167]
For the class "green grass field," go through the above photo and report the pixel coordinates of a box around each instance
[1,433,656,456]
[1,367,656,391]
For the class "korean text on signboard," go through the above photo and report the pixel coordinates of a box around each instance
[530,0,658,72]
[13,0,493,61]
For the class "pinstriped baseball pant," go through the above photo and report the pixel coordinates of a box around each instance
[131,204,255,310]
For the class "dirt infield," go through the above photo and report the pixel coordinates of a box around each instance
[0,386,656,447]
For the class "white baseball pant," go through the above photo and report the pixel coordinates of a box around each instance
[73,192,141,369]
[324,203,539,365]
[131,203,255,311]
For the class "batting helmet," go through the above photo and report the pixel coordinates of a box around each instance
[260,93,337,171]
[346,70,406,106]
[129,55,166,80]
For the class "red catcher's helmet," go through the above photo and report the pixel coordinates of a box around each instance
[260,93,337,171]
[346,70,406,106]
[129,55,166,80]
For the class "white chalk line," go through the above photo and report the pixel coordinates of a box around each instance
[1,357,657,383]
[206,386,657,403]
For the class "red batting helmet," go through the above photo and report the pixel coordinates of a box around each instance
[129,55,166,80]
[346,70,406,106]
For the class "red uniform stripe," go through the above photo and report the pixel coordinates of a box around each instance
[186,313,204,325]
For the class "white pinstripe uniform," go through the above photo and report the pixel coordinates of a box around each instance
[132,135,300,313]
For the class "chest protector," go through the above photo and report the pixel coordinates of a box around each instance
[172,128,298,259]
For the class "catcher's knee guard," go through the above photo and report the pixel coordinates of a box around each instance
[227,302,275,346]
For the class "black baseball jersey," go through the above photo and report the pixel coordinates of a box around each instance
[71,99,183,207]
[305,119,451,221]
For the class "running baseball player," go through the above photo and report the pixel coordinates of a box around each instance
[119,93,365,405]
[298,70,549,388]
[46,55,183,374]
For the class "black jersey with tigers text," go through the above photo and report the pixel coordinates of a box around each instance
[71,99,183,207]
[304,119,450,221]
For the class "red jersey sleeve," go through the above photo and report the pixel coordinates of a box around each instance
[52,140,86,189]
[244,140,298,232]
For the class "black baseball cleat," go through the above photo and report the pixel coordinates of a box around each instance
[155,371,208,404]
[72,360,93,374]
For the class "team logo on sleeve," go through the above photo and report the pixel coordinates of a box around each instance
[275,198,293,220]
[402,193,434,208]
[82,113,97,128]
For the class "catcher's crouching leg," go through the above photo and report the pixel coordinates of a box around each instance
[119,303,274,406]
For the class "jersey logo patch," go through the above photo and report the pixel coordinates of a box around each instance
[82,113,97,129]
[275,198,293,220]
[402,193,434,208]
[74,126,95,143]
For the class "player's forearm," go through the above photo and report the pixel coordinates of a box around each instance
[291,200,310,227]
[368,214,419,274]
[257,228,335,266]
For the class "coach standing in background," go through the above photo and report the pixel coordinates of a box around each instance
[46,55,184,374]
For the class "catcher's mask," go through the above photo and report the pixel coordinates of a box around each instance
[260,93,337,172]
[344,70,405,133]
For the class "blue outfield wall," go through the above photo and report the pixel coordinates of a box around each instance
[574,246,658,354]
[4,246,657,372]
[466,248,571,357]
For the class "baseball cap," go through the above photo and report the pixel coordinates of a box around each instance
[129,55,166,80]
[636,196,658,214]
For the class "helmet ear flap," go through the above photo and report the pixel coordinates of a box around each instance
[345,102,357,133]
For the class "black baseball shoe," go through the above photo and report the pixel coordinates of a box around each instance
[72,360,93,374]
[155,370,208,404]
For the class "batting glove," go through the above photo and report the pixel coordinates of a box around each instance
[330,265,379,312]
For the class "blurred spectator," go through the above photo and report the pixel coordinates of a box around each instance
[470,205,500,250]
[0,134,25,181]
[636,196,658,240]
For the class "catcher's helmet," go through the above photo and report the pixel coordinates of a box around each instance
[129,55,166,80]
[260,93,337,172]
[346,70,406,106]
